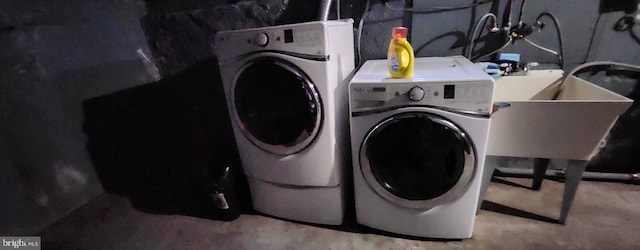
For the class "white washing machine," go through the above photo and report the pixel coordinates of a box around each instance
[349,57,494,238]
[215,20,354,225]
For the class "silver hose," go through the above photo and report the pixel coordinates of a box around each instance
[523,37,559,56]
[566,61,640,78]
[535,12,564,68]
[467,13,498,60]
[551,61,640,100]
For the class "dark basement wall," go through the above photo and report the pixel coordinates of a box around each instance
[0,0,153,234]
[1,0,639,235]
[141,0,309,75]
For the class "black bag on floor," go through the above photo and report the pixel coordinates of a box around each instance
[83,58,250,221]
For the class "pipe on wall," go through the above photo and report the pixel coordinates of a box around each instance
[319,0,332,21]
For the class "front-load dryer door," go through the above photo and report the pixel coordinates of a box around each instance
[360,112,476,209]
[231,57,322,156]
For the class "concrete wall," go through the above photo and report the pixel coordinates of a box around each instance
[141,0,295,75]
[0,0,153,234]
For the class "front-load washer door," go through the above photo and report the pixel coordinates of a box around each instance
[360,112,476,209]
[232,57,322,156]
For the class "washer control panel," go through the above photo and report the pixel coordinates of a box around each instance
[215,21,333,60]
[350,81,494,114]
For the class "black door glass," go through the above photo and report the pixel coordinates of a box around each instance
[365,114,467,200]
[234,58,320,147]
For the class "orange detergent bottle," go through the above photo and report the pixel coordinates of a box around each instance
[387,26,415,78]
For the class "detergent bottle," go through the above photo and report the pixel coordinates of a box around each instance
[387,26,415,78]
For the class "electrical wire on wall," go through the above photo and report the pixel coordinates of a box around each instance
[531,12,565,68]
[356,0,372,67]
[465,0,567,67]
[360,0,570,66]
[632,24,640,45]
[383,0,494,14]
[610,8,640,47]
[464,0,517,62]
[517,0,527,26]
[380,0,499,61]
[466,13,499,60]
[503,0,514,31]
[583,15,603,63]
[506,0,566,68]
[635,2,640,41]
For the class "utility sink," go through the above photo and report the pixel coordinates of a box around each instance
[487,70,633,160]
[479,69,633,224]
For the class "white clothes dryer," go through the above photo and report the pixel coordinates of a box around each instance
[349,57,494,238]
[215,20,354,225]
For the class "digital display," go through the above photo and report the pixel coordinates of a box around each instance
[284,29,293,43]
[444,85,455,99]
[372,87,386,92]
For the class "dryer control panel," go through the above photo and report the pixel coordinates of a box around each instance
[349,57,496,116]
[216,20,354,61]
[350,81,494,115]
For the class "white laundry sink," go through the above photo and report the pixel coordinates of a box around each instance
[487,70,633,160]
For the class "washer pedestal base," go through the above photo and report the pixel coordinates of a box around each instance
[247,177,344,225]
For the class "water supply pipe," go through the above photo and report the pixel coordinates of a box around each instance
[319,0,332,21]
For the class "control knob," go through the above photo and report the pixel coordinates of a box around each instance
[255,33,269,47]
[408,86,425,101]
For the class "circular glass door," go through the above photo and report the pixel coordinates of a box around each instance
[232,57,322,155]
[360,112,476,209]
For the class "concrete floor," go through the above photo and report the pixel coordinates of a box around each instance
[41,177,640,249]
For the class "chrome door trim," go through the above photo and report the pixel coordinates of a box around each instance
[230,57,323,156]
[351,105,491,118]
[359,112,476,209]
[218,50,329,66]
